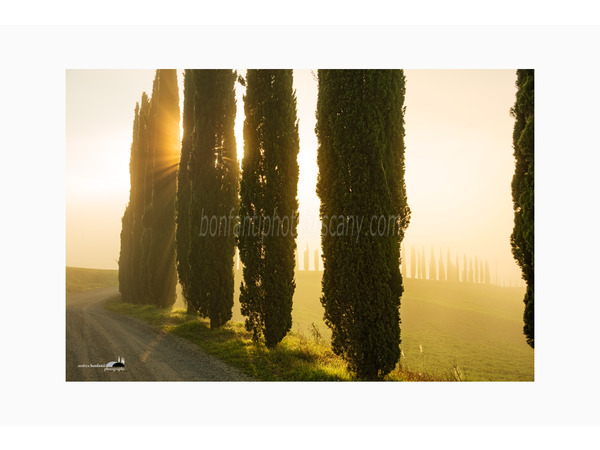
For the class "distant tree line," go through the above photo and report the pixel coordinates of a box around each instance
[401,245,492,284]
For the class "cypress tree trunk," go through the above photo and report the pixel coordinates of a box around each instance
[510,69,534,348]
[187,69,238,328]
[239,69,300,347]
[316,70,410,380]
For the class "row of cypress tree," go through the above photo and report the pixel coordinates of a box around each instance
[119,68,532,378]
[405,246,492,283]
[118,69,180,308]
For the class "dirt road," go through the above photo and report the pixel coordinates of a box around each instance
[66,287,251,381]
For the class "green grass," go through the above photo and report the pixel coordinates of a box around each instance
[105,295,446,381]
[66,266,118,294]
[101,267,533,381]
[230,271,533,381]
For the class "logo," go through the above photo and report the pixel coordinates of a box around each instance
[106,356,125,368]
[77,356,126,372]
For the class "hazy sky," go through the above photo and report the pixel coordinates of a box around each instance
[66,69,522,285]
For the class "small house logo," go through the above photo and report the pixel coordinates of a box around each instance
[106,356,125,368]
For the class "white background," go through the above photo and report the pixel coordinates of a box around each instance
[1,2,599,448]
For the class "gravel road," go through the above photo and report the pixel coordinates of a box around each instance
[66,287,251,381]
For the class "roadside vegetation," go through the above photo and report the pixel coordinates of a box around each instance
[105,295,446,382]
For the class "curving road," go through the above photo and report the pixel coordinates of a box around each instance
[66,287,251,381]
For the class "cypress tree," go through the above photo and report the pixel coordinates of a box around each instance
[118,204,133,301]
[421,246,426,280]
[463,254,467,283]
[119,97,149,304]
[401,244,407,279]
[145,69,180,308]
[410,245,416,278]
[456,254,460,282]
[177,70,195,312]
[187,69,239,327]
[438,249,445,281]
[480,258,485,284]
[469,258,474,283]
[429,247,437,281]
[474,256,479,283]
[118,102,140,303]
[138,92,154,304]
[304,244,309,271]
[239,69,300,347]
[316,70,410,379]
[510,69,534,348]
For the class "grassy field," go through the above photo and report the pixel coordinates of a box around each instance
[106,295,442,381]
[172,270,533,381]
[66,266,119,294]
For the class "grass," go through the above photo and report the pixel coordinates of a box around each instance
[66,266,118,294]
[105,295,447,381]
[93,266,533,380]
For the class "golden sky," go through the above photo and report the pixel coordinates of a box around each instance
[66,69,523,285]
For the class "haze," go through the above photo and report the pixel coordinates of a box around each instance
[66,69,523,286]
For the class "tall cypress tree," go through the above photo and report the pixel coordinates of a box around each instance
[316,70,410,379]
[118,102,140,302]
[239,69,300,347]
[187,69,239,328]
[510,69,534,348]
[145,69,180,308]
[410,245,416,279]
[119,97,149,304]
[176,70,194,311]
[438,249,445,281]
[138,92,154,304]
[474,256,480,283]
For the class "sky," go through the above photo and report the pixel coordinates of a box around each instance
[66,69,523,286]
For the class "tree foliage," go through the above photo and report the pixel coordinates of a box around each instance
[145,69,180,308]
[119,70,179,309]
[510,69,535,348]
[316,70,410,379]
[239,69,300,347]
[185,69,239,328]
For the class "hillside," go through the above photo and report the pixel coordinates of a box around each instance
[66,266,119,294]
